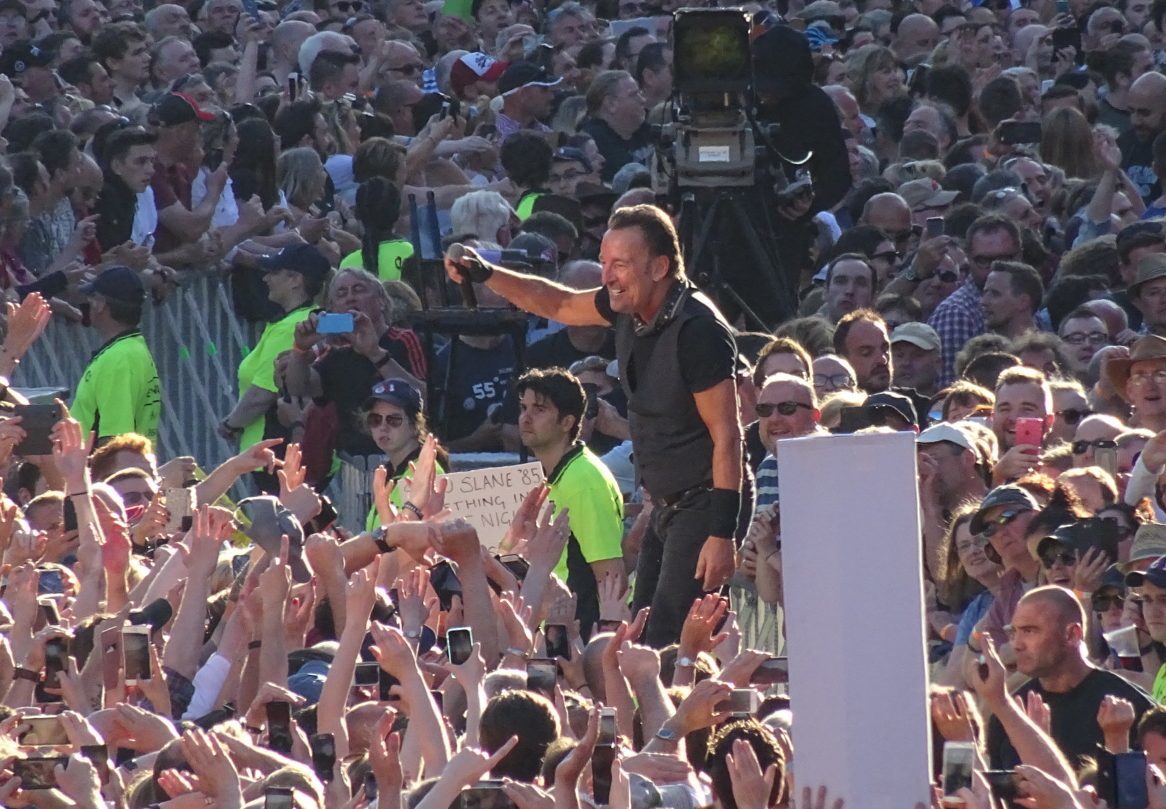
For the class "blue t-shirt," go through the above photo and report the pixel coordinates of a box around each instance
[756,454,779,510]
[1143,205,1166,220]
[431,336,516,441]
[954,589,995,647]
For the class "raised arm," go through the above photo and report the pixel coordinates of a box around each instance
[443,251,608,326]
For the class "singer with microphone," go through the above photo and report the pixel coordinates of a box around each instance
[444,204,744,648]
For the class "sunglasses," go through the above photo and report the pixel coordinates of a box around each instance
[1071,438,1116,455]
[981,508,1023,539]
[333,0,363,11]
[366,412,405,429]
[1092,594,1125,611]
[936,269,960,283]
[1040,549,1076,568]
[1056,408,1092,426]
[756,401,813,417]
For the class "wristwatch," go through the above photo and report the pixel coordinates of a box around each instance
[676,655,695,668]
[655,725,679,743]
[372,525,393,554]
[900,263,920,283]
[404,628,421,640]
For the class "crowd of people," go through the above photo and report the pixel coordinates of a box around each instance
[8,0,1166,804]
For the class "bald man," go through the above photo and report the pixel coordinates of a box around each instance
[985,586,1153,770]
[1121,71,1166,204]
[824,84,867,141]
[144,3,193,39]
[893,14,939,64]
[860,192,913,250]
[271,20,315,84]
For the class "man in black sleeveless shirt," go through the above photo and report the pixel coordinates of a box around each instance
[444,204,744,646]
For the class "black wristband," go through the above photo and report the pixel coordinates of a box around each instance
[459,260,493,284]
[709,487,741,539]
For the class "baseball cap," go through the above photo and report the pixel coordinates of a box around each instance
[450,52,509,97]
[804,21,839,51]
[128,597,174,632]
[1127,554,1166,588]
[258,243,331,286]
[898,178,959,211]
[287,657,330,703]
[79,265,146,304]
[498,61,563,95]
[552,146,592,173]
[369,379,423,415]
[891,322,941,352]
[917,422,975,454]
[148,92,216,127]
[0,41,53,78]
[970,485,1039,535]
[235,496,310,583]
[864,391,918,429]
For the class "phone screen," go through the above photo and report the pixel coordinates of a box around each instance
[448,627,474,665]
[162,488,195,533]
[926,217,944,239]
[751,657,789,686]
[592,744,615,805]
[266,701,293,754]
[264,787,294,809]
[599,708,617,746]
[310,733,336,782]
[545,624,570,660]
[526,659,556,695]
[19,716,67,746]
[122,629,151,684]
[942,742,976,802]
[354,662,380,687]
[13,757,63,789]
[101,626,122,690]
[378,667,400,701]
[1114,751,1149,809]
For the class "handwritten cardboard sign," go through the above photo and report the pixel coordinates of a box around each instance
[440,462,546,551]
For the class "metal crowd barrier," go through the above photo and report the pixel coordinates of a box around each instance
[14,271,259,471]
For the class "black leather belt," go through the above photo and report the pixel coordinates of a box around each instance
[656,481,712,508]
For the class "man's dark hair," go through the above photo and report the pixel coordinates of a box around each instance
[92,21,147,70]
[825,252,877,289]
[833,307,885,355]
[753,337,811,386]
[876,292,922,322]
[101,126,157,170]
[965,213,1021,252]
[500,131,554,189]
[826,223,886,263]
[577,39,612,71]
[1046,275,1108,328]
[1116,220,1165,264]
[8,152,42,197]
[634,41,667,84]
[875,94,914,145]
[1098,41,1143,87]
[944,134,988,169]
[926,64,972,117]
[988,260,1043,314]
[521,211,579,246]
[308,48,359,91]
[193,30,235,66]
[971,168,1023,204]
[931,6,965,30]
[514,367,587,441]
[479,690,560,782]
[59,55,101,89]
[706,719,786,809]
[31,129,79,182]
[608,204,685,279]
[843,178,894,225]
[1137,706,1166,747]
[1041,83,1085,113]
[977,75,1022,129]
[3,113,54,154]
[273,97,324,150]
[942,163,986,203]
[614,25,650,67]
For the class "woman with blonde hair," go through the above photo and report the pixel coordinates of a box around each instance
[846,44,904,120]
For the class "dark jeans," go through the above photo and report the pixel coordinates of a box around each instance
[631,474,755,648]
[632,487,713,648]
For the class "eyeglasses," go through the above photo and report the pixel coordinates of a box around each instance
[333,0,363,11]
[936,269,960,283]
[120,490,155,506]
[1061,331,1108,347]
[1071,438,1116,455]
[366,412,405,428]
[871,250,901,264]
[1040,549,1076,568]
[389,63,424,76]
[756,401,813,417]
[981,508,1023,539]
[814,373,853,389]
[1130,368,1166,386]
[1055,408,1092,426]
[1092,594,1125,611]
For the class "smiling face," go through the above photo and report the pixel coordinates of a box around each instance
[599,225,671,319]
[756,378,818,453]
[991,380,1048,449]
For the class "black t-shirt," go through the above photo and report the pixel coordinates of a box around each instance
[986,669,1154,770]
[578,118,653,183]
[1120,129,1160,206]
[313,328,428,456]
[432,336,517,442]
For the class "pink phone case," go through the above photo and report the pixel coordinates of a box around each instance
[1014,417,1043,448]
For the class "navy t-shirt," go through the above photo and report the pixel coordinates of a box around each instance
[432,336,517,442]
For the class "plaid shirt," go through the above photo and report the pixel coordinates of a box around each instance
[928,279,984,387]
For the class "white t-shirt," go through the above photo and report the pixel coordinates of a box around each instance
[192,168,240,228]
[132,187,157,248]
